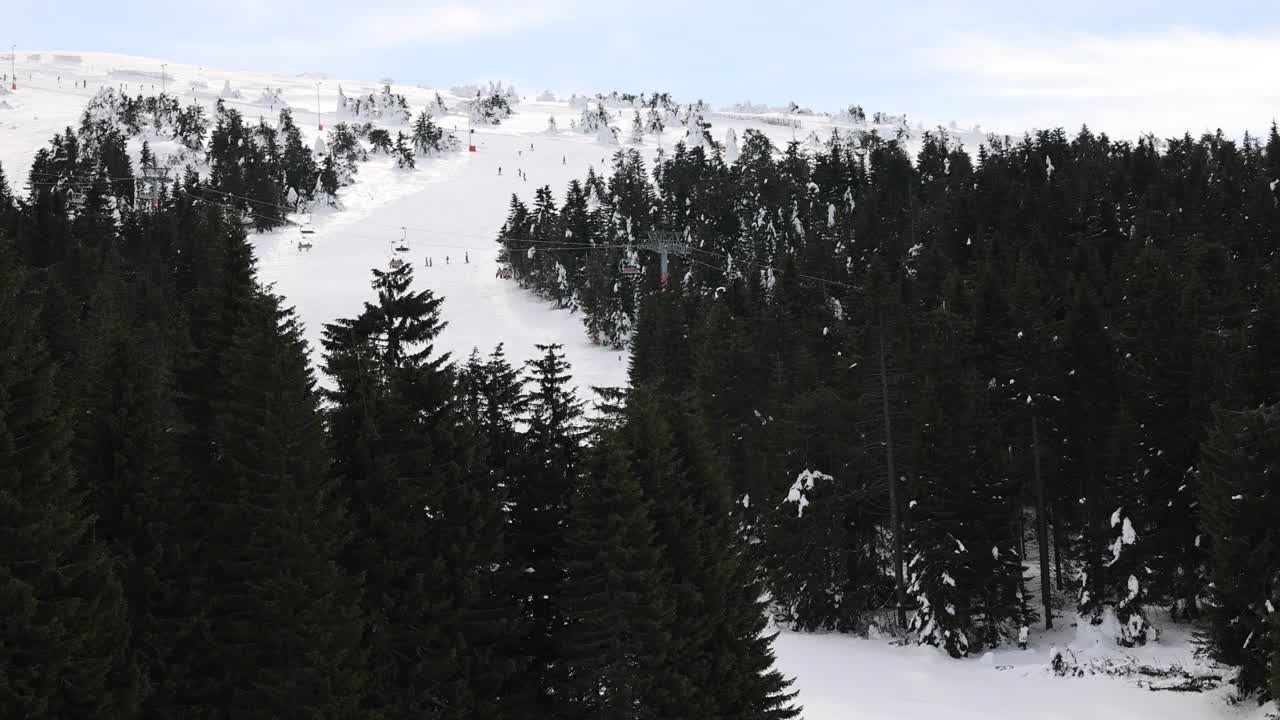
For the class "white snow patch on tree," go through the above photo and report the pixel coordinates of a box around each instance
[784,469,833,519]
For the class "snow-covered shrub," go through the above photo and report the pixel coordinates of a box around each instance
[467,89,514,126]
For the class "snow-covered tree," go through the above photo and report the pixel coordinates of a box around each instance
[596,124,619,146]
[725,127,739,163]
[367,128,393,155]
[546,114,559,134]
[410,111,451,156]
[646,107,665,138]
[393,132,415,169]
[256,86,287,109]
[684,110,710,150]
[630,111,644,144]
[578,102,611,134]
[468,88,513,126]
[335,85,348,117]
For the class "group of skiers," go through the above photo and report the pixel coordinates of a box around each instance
[422,252,469,268]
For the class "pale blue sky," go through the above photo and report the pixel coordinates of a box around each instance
[10,0,1279,136]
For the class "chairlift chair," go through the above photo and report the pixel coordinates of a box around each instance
[619,260,641,275]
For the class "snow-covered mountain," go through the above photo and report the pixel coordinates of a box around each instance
[3,51,943,401]
[1,49,1268,720]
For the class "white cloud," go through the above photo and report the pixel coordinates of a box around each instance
[923,27,1280,137]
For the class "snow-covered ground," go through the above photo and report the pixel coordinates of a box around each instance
[774,619,1263,720]
[3,50,1275,720]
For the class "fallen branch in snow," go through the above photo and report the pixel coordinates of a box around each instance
[1144,676,1222,693]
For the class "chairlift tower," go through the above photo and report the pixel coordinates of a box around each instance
[638,229,691,287]
[135,163,171,211]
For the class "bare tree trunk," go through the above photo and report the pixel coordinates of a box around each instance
[879,322,907,629]
[1032,415,1053,629]
[1053,507,1067,591]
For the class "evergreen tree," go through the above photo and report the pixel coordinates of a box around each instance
[0,234,141,718]
[1199,403,1280,699]
[555,440,671,719]
[181,294,369,718]
[394,131,415,169]
[510,344,584,714]
[325,265,525,718]
[279,108,318,205]
[624,390,801,719]
[411,110,450,156]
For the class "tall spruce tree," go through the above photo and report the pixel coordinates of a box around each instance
[556,439,671,719]
[511,344,584,714]
[1199,403,1280,700]
[0,233,141,718]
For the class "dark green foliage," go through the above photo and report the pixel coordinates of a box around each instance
[411,110,454,156]
[1199,404,1280,699]
[11,80,1280,718]
[556,440,671,720]
[624,390,801,719]
[495,117,1280,689]
[323,265,527,719]
[279,108,319,205]
[394,131,415,169]
[367,127,393,155]
[0,232,142,718]
[178,294,368,719]
[509,344,585,714]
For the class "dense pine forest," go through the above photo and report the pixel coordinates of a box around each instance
[0,98,795,718]
[3,79,1280,720]
[500,125,1280,696]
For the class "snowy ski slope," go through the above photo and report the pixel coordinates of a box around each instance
[2,50,1273,720]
